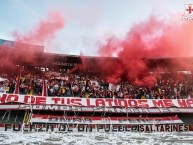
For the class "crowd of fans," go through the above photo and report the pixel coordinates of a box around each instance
[0,70,193,99]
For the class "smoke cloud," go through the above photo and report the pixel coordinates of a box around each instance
[13,11,65,45]
[94,16,193,86]
[0,11,65,73]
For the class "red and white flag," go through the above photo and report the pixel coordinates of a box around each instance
[42,80,48,96]
[13,68,21,94]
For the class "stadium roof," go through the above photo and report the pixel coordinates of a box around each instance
[0,39,44,52]
[1,39,193,72]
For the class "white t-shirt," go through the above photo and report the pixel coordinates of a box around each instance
[0,87,6,93]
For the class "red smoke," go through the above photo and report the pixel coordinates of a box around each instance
[96,16,193,86]
[0,11,65,73]
[13,11,65,45]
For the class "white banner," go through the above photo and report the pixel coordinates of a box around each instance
[1,104,193,113]
[30,115,183,124]
[1,93,193,108]
[3,124,190,132]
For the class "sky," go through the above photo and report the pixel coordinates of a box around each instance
[0,0,192,56]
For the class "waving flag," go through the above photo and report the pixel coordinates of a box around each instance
[42,80,48,96]
[13,68,21,94]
